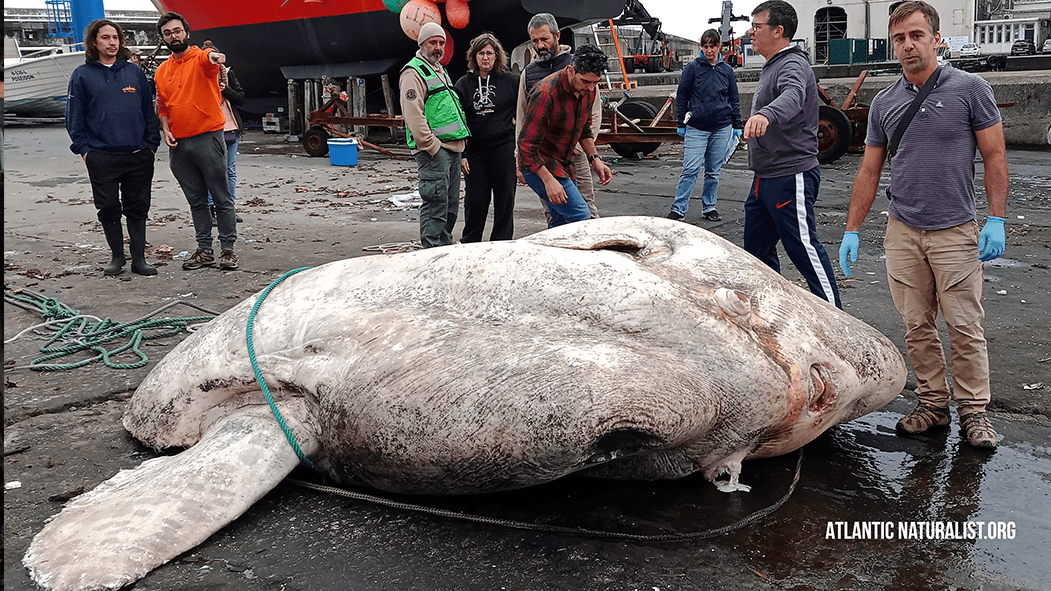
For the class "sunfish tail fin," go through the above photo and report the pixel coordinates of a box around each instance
[23,410,314,591]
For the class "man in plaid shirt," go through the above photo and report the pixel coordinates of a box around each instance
[518,44,613,227]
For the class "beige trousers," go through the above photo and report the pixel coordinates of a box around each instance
[884,216,990,415]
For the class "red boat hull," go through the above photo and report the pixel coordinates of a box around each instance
[157,0,624,113]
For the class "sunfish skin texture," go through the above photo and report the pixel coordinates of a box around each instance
[126,215,906,493]
[26,216,906,591]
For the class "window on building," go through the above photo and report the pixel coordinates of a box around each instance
[814,6,848,64]
[996,25,1002,43]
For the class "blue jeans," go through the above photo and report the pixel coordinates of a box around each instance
[207,135,239,206]
[670,125,733,216]
[521,170,591,228]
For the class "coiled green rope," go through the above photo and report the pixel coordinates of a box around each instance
[245,267,316,467]
[4,285,216,371]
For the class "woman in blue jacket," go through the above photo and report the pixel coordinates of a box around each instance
[668,29,743,222]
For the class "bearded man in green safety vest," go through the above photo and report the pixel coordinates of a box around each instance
[400,22,471,248]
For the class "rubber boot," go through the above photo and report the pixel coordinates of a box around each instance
[127,218,157,276]
[101,220,126,276]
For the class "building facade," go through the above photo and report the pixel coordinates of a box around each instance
[749,0,1048,64]
[4,7,161,51]
[975,0,1051,53]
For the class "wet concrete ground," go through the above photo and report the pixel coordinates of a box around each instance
[4,123,1051,590]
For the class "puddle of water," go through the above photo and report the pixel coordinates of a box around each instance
[310,399,1050,588]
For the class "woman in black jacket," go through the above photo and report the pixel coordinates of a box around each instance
[453,33,520,242]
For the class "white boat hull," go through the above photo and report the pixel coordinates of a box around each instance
[4,52,85,118]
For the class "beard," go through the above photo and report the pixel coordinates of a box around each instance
[534,43,557,61]
[166,38,190,53]
[425,48,444,64]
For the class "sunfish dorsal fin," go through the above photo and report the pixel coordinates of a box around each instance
[24,409,315,591]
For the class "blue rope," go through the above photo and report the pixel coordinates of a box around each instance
[246,267,316,467]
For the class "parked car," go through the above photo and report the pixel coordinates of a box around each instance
[1042,38,1051,54]
[1010,39,1036,55]
[958,43,981,58]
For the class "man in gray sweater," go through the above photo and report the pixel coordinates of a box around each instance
[741,0,840,309]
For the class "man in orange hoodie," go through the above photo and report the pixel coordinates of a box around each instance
[155,12,238,271]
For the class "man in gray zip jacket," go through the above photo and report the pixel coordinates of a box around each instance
[741,0,841,309]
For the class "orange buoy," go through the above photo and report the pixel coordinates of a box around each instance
[439,27,454,65]
[445,0,470,29]
[399,0,442,41]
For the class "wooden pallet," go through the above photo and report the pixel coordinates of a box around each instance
[600,80,638,90]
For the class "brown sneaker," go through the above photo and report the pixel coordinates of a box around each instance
[182,248,215,270]
[896,402,951,436]
[959,412,998,449]
[218,248,238,270]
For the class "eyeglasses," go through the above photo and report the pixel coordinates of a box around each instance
[161,27,185,38]
[749,22,771,31]
[477,51,496,57]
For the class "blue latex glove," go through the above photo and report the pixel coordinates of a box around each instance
[839,231,859,277]
[677,127,686,138]
[732,128,743,142]
[978,216,1006,261]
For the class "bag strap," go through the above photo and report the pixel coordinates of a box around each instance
[888,66,941,159]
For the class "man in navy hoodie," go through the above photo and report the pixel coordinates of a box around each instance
[67,19,160,276]
[742,0,840,309]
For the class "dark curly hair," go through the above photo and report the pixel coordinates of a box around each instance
[84,19,131,62]
[571,44,608,76]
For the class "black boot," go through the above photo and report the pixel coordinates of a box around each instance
[127,218,157,276]
[101,220,126,276]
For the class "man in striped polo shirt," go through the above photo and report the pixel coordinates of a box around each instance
[839,1,1008,449]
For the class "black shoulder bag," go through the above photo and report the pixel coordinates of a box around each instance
[885,66,941,200]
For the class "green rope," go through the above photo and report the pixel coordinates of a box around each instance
[4,285,214,371]
[245,267,316,468]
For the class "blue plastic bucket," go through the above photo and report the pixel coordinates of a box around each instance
[327,138,358,166]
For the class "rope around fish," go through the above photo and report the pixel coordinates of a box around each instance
[248,270,804,542]
[289,449,802,542]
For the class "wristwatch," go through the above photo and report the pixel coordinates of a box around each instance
[588,153,602,163]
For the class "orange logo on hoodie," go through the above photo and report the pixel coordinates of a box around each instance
[122,86,137,93]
